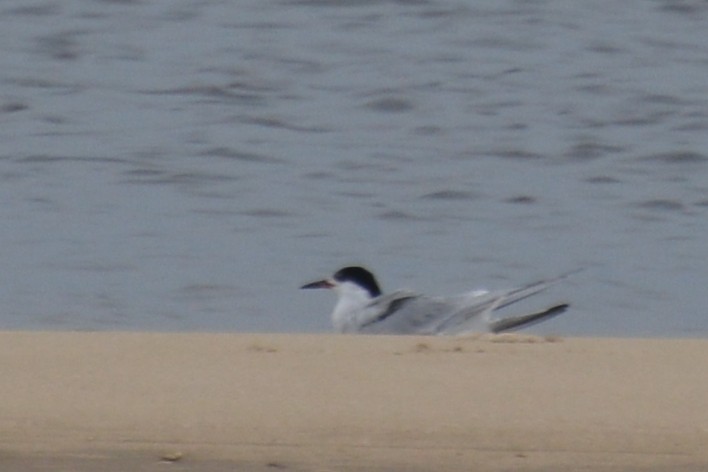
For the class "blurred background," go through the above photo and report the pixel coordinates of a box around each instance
[1,0,707,336]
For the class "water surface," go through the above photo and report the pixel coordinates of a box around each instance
[1,0,707,336]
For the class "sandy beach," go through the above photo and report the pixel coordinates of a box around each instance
[1,331,706,471]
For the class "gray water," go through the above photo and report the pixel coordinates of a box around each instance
[1,0,707,336]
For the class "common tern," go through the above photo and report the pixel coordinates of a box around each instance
[301,266,576,335]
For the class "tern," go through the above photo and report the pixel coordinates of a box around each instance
[301,266,576,335]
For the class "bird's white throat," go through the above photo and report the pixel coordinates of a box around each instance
[331,281,376,333]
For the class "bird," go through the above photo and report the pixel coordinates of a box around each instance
[300,266,577,335]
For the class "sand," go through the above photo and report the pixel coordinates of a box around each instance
[1,331,707,471]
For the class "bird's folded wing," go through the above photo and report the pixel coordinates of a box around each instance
[431,269,582,334]
[431,294,503,334]
[358,291,453,334]
[493,269,582,312]
[358,292,416,328]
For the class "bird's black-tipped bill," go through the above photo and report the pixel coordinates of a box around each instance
[300,279,335,290]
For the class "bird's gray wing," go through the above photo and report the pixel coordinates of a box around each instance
[357,291,457,335]
[434,269,582,334]
[352,291,416,333]
[491,269,582,312]
[430,292,505,334]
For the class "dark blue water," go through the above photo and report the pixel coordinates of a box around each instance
[1,0,707,336]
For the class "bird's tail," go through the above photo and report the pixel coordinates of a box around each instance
[493,269,583,312]
[436,269,582,335]
[489,303,569,333]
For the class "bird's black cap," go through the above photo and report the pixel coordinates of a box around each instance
[332,266,382,297]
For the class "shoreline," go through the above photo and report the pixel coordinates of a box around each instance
[1,332,707,471]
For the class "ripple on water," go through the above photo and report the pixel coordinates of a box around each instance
[0,102,29,113]
[363,96,416,113]
[140,85,267,106]
[656,1,708,15]
[563,142,625,161]
[634,199,686,212]
[639,151,708,165]
[420,190,479,201]
[280,0,383,8]
[241,208,295,218]
[504,195,537,205]
[17,155,131,166]
[4,4,63,16]
[583,175,623,185]
[487,149,546,160]
[376,209,423,222]
[239,115,332,133]
[35,31,84,61]
[178,283,242,300]
[122,169,239,187]
[199,147,286,164]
